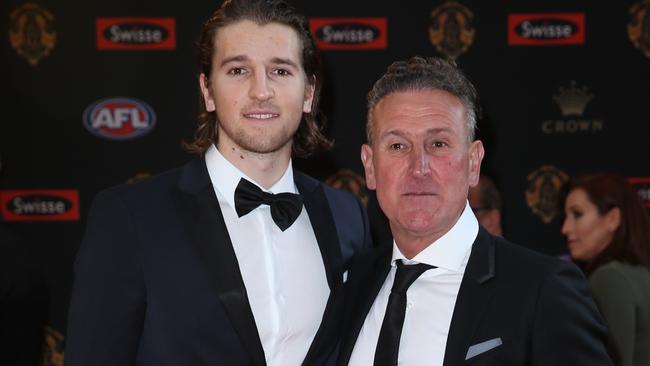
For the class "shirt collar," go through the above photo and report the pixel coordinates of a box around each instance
[205,144,297,209]
[392,200,479,272]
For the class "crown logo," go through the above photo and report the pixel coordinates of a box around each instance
[552,81,593,117]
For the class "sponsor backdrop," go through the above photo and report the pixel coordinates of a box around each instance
[1,0,650,362]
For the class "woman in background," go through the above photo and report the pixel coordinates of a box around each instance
[561,173,650,366]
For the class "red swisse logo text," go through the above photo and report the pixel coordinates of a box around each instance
[96,17,176,50]
[508,13,585,45]
[309,18,387,50]
[628,177,650,208]
[1,190,80,221]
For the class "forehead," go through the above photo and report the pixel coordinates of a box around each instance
[567,189,593,207]
[371,89,467,137]
[213,20,303,64]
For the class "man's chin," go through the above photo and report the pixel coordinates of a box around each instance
[396,210,439,234]
[234,135,293,155]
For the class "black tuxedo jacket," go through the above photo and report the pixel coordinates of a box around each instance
[338,228,613,366]
[65,157,372,366]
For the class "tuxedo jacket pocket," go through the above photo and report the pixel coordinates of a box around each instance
[465,337,503,361]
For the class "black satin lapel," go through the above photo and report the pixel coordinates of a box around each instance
[182,182,267,366]
[299,181,345,365]
[443,229,496,366]
[337,247,392,366]
[300,181,342,290]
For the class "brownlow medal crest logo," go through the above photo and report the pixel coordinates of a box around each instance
[429,1,475,60]
[9,3,56,66]
[525,165,568,224]
[628,0,650,58]
[43,325,64,366]
[325,169,369,207]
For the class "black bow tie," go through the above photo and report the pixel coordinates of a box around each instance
[234,178,303,231]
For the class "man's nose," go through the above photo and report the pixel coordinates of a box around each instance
[249,71,274,101]
[409,147,431,177]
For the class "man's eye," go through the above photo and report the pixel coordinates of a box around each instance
[572,210,583,219]
[389,143,405,151]
[228,67,246,75]
[432,141,448,148]
[273,68,291,76]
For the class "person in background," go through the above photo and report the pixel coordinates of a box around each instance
[562,173,650,366]
[468,174,502,237]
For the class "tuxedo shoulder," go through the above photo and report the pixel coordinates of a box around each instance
[92,159,201,211]
[102,165,183,199]
[294,170,362,204]
[490,235,580,277]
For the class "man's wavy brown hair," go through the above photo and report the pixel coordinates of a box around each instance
[184,0,332,157]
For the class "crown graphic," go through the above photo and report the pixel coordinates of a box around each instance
[553,81,594,116]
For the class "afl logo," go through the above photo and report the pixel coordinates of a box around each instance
[83,97,156,140]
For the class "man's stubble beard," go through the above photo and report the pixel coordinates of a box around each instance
[220,120,298,155]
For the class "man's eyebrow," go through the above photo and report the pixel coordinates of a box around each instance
[220,55,249,67]
[269,57,299,69]
[380,130,409,140]
[379,127,453,139]
[424,127,454,135]
[219,56,300,69]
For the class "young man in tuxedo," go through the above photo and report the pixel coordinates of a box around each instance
[65,1,371,365]
[338,56,611,366]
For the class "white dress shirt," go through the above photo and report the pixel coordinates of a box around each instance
[205,145,329,366]
[348,201,479,366]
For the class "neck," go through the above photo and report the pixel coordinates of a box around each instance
[392,230,441,259]
[217,141,292,189]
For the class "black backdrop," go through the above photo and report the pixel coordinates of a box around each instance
[2,0,650,362]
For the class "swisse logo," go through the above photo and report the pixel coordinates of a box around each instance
[96,17,176,50]
[83,97,156,140]
[309,18,387,50]
[508,13,585,45]
[0,190,80,221]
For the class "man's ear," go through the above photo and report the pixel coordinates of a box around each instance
[303,76,316,114]
[361,144,376,190]
[468,140,485,187]
[199,73,216,112]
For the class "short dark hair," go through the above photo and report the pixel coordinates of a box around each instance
[562,173,650,271]
[184,0,332,157]
[366,56,479,144]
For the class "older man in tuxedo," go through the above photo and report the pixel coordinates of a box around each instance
[338,56,612,366]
